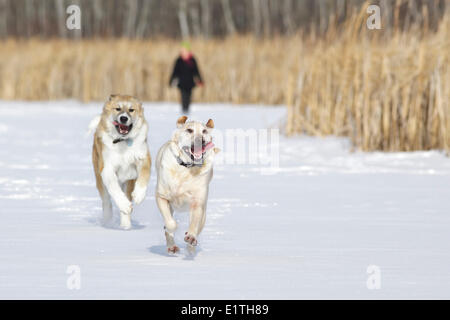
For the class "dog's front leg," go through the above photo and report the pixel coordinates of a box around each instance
[184,202,206,248]
[156,195,179,254]
[132,152,151,205]
[101,167,132,229]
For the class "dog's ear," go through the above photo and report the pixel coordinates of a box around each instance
[206,119,214,129]
[109,94,118,101]
[137,101,143,113]
[177,116,188,128]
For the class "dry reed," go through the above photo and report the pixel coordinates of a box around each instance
[0,36,297,104]
[286,3,449,152]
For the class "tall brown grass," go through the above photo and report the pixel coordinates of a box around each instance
[286,4,449,152]
[0,36,297,104]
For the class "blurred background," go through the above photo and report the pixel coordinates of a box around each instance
[0,0,448,151]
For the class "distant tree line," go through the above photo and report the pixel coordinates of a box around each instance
[0,0,447,39]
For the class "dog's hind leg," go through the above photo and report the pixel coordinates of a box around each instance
[95,172,113,225]
[156,195,179,254]
[100,189,113,226]
[125,179,136,201]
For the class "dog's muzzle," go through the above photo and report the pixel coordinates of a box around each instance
[182,139,214,162]
[113,113,132,135]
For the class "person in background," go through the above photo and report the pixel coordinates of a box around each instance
[169,42,203,113]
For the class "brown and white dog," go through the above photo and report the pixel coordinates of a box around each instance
[90,94,151,229]
[155,116,219,254]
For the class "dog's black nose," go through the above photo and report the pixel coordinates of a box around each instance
[119,116,128,124]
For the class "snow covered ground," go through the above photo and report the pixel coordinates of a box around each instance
[0,101,449,299]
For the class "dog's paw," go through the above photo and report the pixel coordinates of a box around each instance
[118,198,133,215]
[119,212,132,230]
[120,220,132,230]
[167,245,180,254]
[132,187,147,205]
[184,232,198,246]
[186,244,197,255]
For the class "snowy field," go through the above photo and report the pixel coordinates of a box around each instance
[0,101,449,299]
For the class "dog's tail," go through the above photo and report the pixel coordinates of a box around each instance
[86,115,101,137]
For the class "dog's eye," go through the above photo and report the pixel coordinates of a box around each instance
[186,128,194,134]
[129,109,134,113]
[202,129,207,134]
[115,108,121,111]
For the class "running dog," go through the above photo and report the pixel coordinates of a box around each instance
[155,116,219,253]
[90,94,151,229]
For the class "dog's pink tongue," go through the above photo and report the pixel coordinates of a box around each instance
[203,142,214,152]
